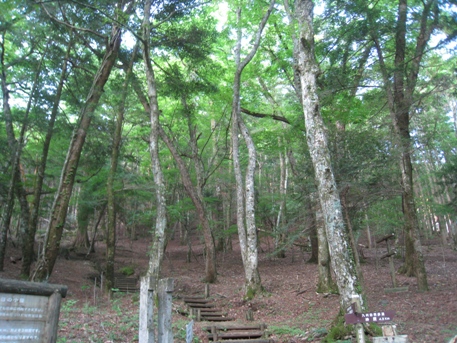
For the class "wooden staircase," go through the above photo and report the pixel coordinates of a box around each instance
[183,296,233,322]
[113,274,139,292]
[203,324,273,343]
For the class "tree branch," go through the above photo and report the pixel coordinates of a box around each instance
[240,107,291,125]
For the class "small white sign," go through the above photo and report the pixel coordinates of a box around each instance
[186,320,194,343]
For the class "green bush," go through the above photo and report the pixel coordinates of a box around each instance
[119,266,135,276]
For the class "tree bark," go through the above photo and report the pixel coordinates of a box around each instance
[284,0,336,296]
[141,0,168,283]
[274,145,287,258]
[183,95,217,282]
[22,35,74,277]
[371,0,437,291]
[0,34,36,270]
[316,207,337,293]
[130,74,218,283]
[32,13,125,281]
[230,0,276,298]
[296,0,363,311]
[105,44,137,292]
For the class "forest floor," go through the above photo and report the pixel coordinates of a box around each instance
[2,232,457,343]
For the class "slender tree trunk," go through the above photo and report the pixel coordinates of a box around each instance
[105,45,137,292]
[32,16,125,281]
[130,74,217,282]
[274,146,287,258]
[22,36,74,277]
[284,0,337,298]
[141,0,168,282]
[160,126,217,282]
[316,207,337,293]
[183,96,218,282]
[0,37,36,270]
[372,0,436,291]
[306,198,318,263]
[296,0,363,311]
[73,200,91,249]
[341,186,363,278]
[230,0,275,299]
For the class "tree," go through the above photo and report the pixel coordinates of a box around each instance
[294,0,363,317]
[0,2,42,270]
[370,0,444,291]
[22,34,74,277]
[230,0,276,298]
[140,0,169,282]
[105,44,138,292]
[32,0,132,281]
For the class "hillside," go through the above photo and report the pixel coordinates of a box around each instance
[2,233,457,343]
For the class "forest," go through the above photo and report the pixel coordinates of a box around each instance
[1,0,457,341]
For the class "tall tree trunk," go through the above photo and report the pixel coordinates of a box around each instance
[73,196,91,249]
[296,0,363,312]
[316,207,337,293]
[160,126,217,282]
[371,0,437,291]
[230,0,275,298]
[32,16,125,281]
[130,74,218,282]
[22,35,74,277]
[141,0,168,282]
[306,197,318,264]
[0,34,39,270]
[274,145,287,258]
[341,186,363,277]
[284,0,336,295]
[105,44,137,292]
[183,96,218,282]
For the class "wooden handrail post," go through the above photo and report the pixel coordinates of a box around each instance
[139,276,155,343]
[158,278,174,343]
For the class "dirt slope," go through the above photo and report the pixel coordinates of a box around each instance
[2,234,456,343]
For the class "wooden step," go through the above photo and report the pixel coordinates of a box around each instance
[183,297,209,303]
[113,276,138,292]
[200,311,226,316]
[187,302,215,308]
[208,330,264,339]
[203,325,267,331]
[201,316,234,322]
[204,324,270,341]
[183,293,237,322]
[199,308,223,313]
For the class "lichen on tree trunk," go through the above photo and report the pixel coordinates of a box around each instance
[295,0,363,311]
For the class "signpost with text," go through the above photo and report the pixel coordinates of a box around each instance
[345,309,396,324]
[345,302,408,343]
[0,279,67,343]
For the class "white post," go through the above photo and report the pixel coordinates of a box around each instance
[139,276,155,343]
[158,278,174,343]
[352,295,366,343]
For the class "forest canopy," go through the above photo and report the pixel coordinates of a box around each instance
[1,0,456,310]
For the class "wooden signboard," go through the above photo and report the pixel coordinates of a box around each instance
[0,279,67,343]
[345,310,396,324]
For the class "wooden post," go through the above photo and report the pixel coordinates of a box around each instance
[42,290,63,343]
[139,276,155,343]
[377,234,397,288]
[211,325,218,341]
[386,240,397,288]
[204,283,210,298]
[352,295,366,343]
[158,278,174,343]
